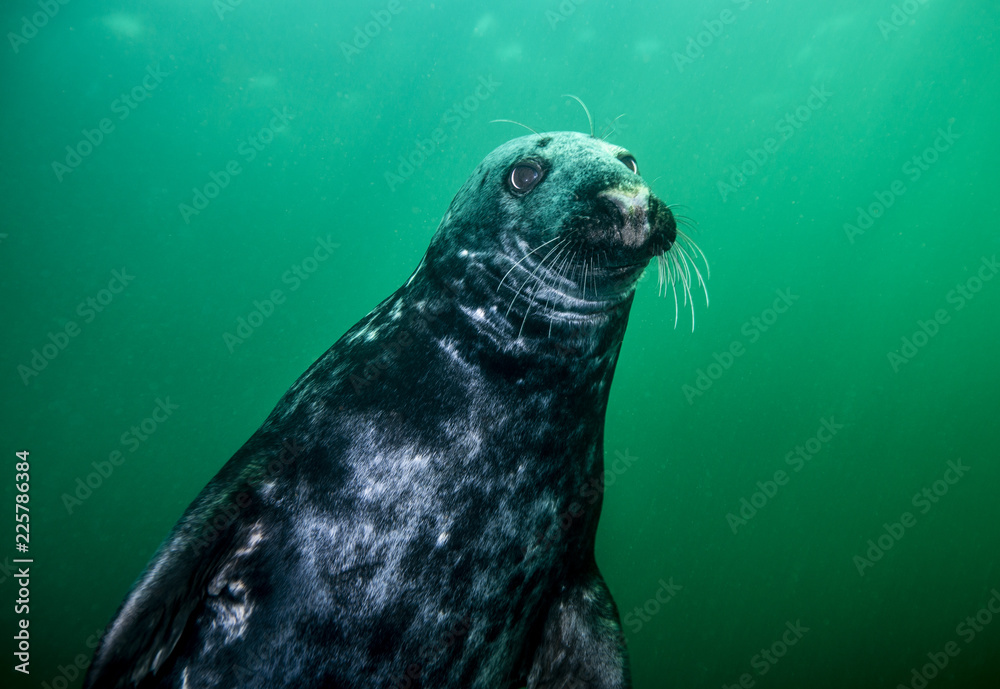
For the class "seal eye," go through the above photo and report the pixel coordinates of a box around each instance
[619,154,639,175]
[508,161,544,194]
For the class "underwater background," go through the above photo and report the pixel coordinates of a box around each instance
[2,0,999,687]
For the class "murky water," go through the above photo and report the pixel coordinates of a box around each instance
[2,1,998,687]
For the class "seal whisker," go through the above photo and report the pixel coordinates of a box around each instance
[678,253,692,305]
[667,249,690,325]
[664,249,688,329]
[562,94,594,137]
[541,245,573,336]
[673,234,710,300]
[498,235,564,294]
[681,251,697,330]
[666,202,694,215]
[670,262,679,327]
[505,238,570,318]
[663,254,680,328]
[541,244,571,303]
[554,244,577,292]
[566,247,581,290]
[669,245,702,331]
[673,216,698,231]
[600,113,626,141]
[672,246,691,302]
[518,239,571,339]
[542,228,582,294]
[548,243,573,286]
[550,245,573,283]
[676,229,711,280]
[489,119,541,136]
[588,255,596,300]
[521,270,550,338]
[543,251,574,326]
[682,251,709,310]
[518,303,532,338]
[670,257,681,330]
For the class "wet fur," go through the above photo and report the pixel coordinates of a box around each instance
[85,132,677,689]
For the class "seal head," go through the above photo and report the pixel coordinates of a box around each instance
[425,131,676,350]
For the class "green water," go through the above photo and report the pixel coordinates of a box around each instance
[2,1,999,687]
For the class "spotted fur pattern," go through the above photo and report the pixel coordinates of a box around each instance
[85,132,676,689]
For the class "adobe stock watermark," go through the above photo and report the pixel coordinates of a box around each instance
[347,279,470,393]
[228,646,271,687]
[7,0,71,54]
[723,620,810,689]
[545,0,587,29]
[223,234,340,352]
[346,311,435,392]
[187,438,305,556]
[37,628,104,689]
[0,557,19,586]
[386,615,472,689]
[52,64,169,181]
[61,397,180,514]
[670,0,753,73]
[718,85,832,201]
[522,449,639,560]
[726,417,842,534]
[853,459,970,576]
[681,288,798,404]
[179,106,294,224]
[384,75,501,192]
[17,268,135,386]
[895,588,1000,689]
[623,578,682,635]
[597,113,629,141]
[887,255,997,372]
[340,0,407,63]
[878,0,931,40]
[213,0,248,21]
[844,122,959,243]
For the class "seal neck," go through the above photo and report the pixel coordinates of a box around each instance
[411,253,636,369]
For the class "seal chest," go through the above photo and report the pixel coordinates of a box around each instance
[85,131,688,689]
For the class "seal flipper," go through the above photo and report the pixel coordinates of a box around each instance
[83,489,250,689]
[526,570,631,689]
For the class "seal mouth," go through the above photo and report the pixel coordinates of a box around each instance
[571,191,677,281]
[583,191,710,329]
[487,174,708,332]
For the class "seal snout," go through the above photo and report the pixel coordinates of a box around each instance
[597,187,676,256]
[598,187,649,248]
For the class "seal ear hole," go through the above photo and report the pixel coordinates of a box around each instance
[619,154,639,175]
[508,160,545,195]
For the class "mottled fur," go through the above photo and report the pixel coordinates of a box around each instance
[85,132,676,689]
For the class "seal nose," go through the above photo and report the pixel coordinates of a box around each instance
[598,187,650,248]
